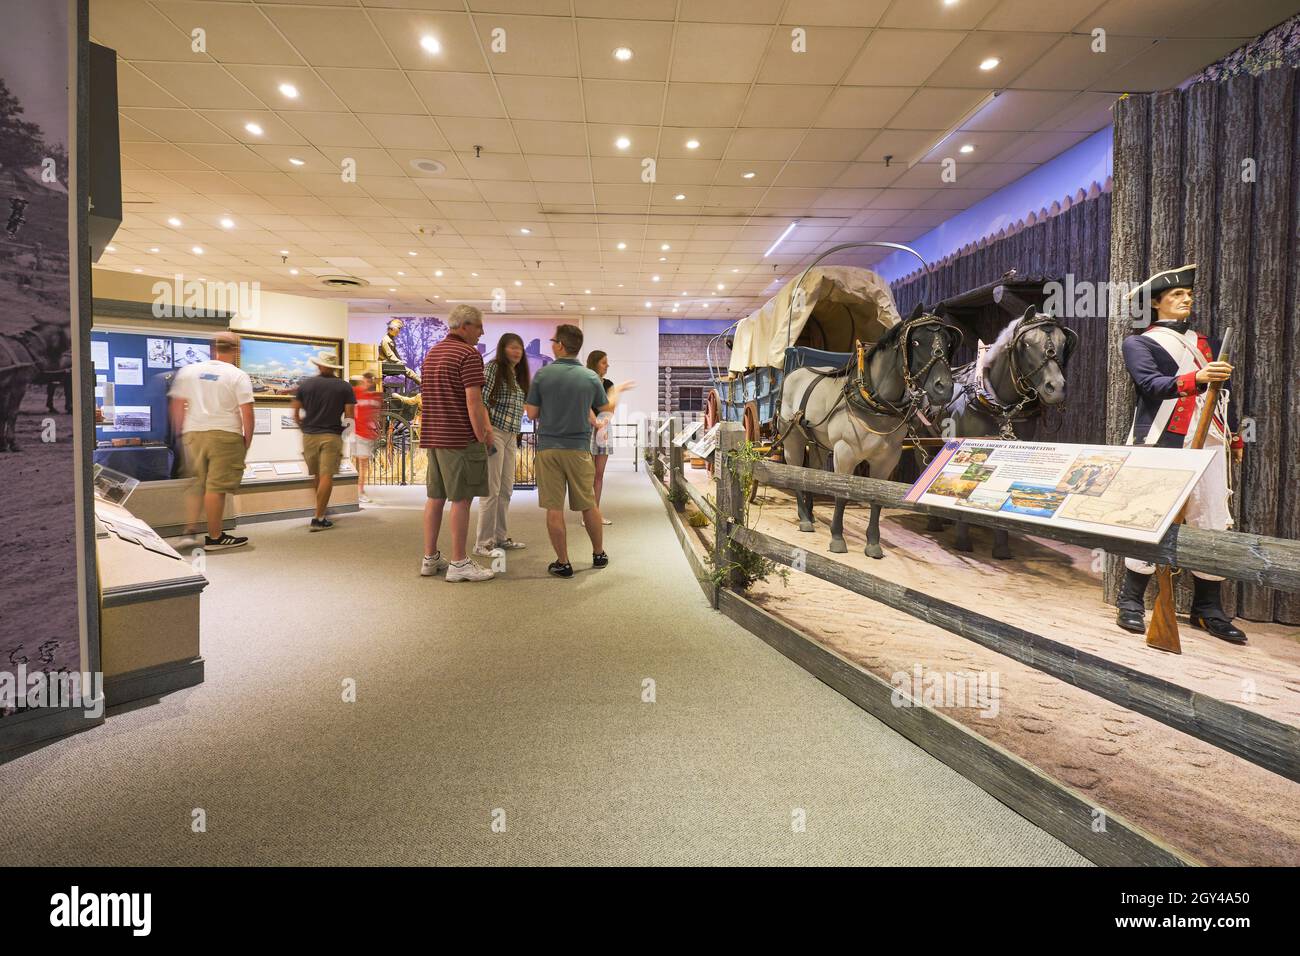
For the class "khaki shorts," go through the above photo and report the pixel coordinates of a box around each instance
[302,433,344,477]
[536,448,596,512]
[183,430,247,495]
[426,443,489,501]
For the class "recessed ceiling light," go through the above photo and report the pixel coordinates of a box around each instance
[660,243,670,251]
[289,157,305,166]
[960,143,975,154]
[589,306,596,311]
[279,249,290,255]
[471,272,479,277]
[548,281,555,286]
[617,283,623,288]
[584,288,591,294]
[133,267,142,273]
[520,227,531,234]
[615,136,631,150]
[219,217,235,229]
[659,257,667,262]
[389,287,396,292]
[616,242,626,250]
[278,83,298,99]
[674,194,685,200]
[420,35,441,55]
[408,251,418,256]
[651,275,660,282]
[167,217,181,227]
[979,57,1000,71]
[191,246,203,255]
[149,247,159,253]
[290,268,299,275]
[559,301,565,306]
[397,271,405,276]
[732,268,739,273]
[514,280,522,286]
[244,122,263,136]
[679,291,687,296]
[717,283,724,290]
[742,171,755,179]
[106,245,116,252]
[645,301,652,308]
[685,139,700,150]
[434,270,443,277]
[613,47,633,61]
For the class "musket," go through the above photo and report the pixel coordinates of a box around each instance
[1146,327,1233,653]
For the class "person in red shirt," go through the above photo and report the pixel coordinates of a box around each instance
[351,372,382,502]
[419,305,495,582]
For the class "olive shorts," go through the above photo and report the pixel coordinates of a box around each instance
[302,433,344,477]
[426,443,490,501]
[183,430,247,495]
[536,448,596,512]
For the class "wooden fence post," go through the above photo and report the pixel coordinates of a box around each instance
[713,422,746,605]
[669,417,684,512]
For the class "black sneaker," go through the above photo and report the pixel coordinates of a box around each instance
[547,561,574,578]
[203,532,248,551]
[309,518,334,532]
[592,551,609,569]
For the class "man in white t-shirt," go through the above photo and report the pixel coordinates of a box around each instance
[168,331,254,550]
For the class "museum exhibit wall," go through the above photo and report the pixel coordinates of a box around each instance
[891,185,1113,451]
[91,267,348,463]
[1107,70,1300,625]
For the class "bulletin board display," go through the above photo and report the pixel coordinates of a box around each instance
[91,329,215,444]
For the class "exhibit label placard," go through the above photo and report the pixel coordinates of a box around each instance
[904,439,1218,544]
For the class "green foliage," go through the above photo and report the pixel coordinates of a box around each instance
[710,438,788,591]
[686,510,710,528]
[667,484,688,507]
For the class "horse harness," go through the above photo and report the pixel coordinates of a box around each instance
[0,327,66,378]
[788,312,958,447]
[959,312,1076,440]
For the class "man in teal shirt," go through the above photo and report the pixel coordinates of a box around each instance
[525,324,633,577]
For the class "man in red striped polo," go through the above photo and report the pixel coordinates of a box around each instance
[419,305,495,582]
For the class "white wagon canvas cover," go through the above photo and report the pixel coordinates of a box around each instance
[727,266,903,373]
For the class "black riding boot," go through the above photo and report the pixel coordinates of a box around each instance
[1190,577,1247,644]
[1115,569,1151,633]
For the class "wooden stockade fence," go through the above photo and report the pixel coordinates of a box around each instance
[1107,74,1300,625]
[892,184,1113,449]
[647,420,1300,864]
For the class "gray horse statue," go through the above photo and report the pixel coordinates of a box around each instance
[778,309,959,558]
[927,305,1075,557]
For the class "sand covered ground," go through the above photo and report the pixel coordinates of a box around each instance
[678,467,1300,865]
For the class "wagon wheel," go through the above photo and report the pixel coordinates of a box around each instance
[703,388,721,476]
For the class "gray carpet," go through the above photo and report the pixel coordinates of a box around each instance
[0,463,1087,865]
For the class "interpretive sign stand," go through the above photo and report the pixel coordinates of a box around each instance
[905,439,1218,545]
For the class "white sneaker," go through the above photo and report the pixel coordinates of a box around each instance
[358,494,371,503]
[174,535,199,550]
[421,552,449,577]
[445,559,494,582]
[498,538,526,550]
[601,518,612,526]
[472,544,497,558]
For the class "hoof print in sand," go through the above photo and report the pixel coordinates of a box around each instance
[1015,714,1053,735]
[1056,764,1102,790]
[1087,738,1123,757]
[1102,717,1139,737]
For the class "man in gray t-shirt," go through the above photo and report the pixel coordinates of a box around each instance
[524,324,633,577]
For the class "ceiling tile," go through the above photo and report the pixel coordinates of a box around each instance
[879,0,1001,30]
[223,65,351,112]
[434,117,518,152]
[315,69,427,114]
[576,18,674,81]
[583,80,666,126]
[497,75,584,122]
[1010,34,1155,91]
[925,31,1061,89]
[260,6,398,69]
[888,88,991,131]
[280,111,378,147]
[121,108,234,144]
[1097,37,1246,91]
[742,85,835,126]
[814,87,912,127]
[670,23,771,83]
[664,83,750,127]
[758,26,870,84]
[779,0,892,27]
[367,9,488,72]
[842,30,965,86]
[357,114,450,150]
[961,90,1079,131]
[472,15,579,76]
[511,121,588,156]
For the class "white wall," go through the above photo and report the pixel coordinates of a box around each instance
[577,315,658,448]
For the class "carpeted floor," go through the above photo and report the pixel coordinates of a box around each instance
[0,463,1087,865]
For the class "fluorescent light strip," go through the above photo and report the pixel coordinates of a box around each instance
[763,221,798,258]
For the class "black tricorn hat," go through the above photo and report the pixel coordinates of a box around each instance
[1126,263,1196,316]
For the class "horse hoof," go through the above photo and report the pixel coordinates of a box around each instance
[865,544,884,560]
[798,521,814,533]
[829,538,847,554]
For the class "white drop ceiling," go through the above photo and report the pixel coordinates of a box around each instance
[90,0,1295,318]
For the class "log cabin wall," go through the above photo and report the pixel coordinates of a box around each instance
[1106,73,1299,625]
[891,186,1113,449]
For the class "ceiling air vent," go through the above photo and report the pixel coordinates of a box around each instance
[410,158,447,175]
[319,275,369,289]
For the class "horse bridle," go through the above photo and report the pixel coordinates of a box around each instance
[849,313,961,421]
[968,312,1076,439]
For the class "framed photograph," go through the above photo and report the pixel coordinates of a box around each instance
[237,331,345,403]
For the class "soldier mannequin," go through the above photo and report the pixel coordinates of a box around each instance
[378,319,419,386]
[1116,264,1246,644]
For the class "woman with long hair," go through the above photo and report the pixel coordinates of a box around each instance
[586,350,615,525]
[474,333,531,555]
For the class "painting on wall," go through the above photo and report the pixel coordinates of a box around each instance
[237,332,345,402]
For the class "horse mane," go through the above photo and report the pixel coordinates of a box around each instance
[975,312,1025,380]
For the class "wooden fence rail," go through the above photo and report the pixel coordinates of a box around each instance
[751,459,1300,593]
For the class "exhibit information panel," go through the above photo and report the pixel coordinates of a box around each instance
[905,439,1218,544]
